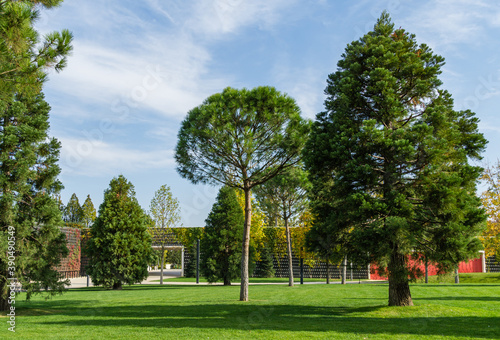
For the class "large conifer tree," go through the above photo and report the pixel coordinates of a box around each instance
[86,175,152,290]
[304,13,487,306]
[0,0,72,311]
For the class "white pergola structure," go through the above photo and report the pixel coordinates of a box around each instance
[150,245,185,277]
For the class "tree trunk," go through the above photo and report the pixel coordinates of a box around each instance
[388,250,413,306]
[160,244,165,285]
[0,296,8,312]
[285,216,294,287]
[240,187,252,301]
[341,256,347,284]
[424,258,428,284]
[0,277,9,311]
[326,260,330,284]
[223,248,231,286]
[112,281,122,290]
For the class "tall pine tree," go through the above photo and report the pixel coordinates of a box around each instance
[0,0,72,311]
[175,86,310,300]
[304,12,487,306]
[201,186,244,285]
[86,175,152,290]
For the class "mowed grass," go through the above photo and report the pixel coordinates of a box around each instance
[415,272,500,284]
[159,277,350,283]
[162,272,500,284]
[3,281,500,339]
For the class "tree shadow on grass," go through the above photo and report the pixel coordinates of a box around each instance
[67,285,191,292]
[30,303,500,339]
[413,284,500,287]
[415,296,500,302]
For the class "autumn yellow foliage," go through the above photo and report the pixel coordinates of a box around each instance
[233,189,318,263]
[235,189,265,260]
[480,161,500,258]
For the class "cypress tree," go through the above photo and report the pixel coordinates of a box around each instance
[81,194,96,228]
[184,243,198,278]
[64,193,83,225]
[86,175,152,290]
[201,186,244,285]
[255,243,275,278]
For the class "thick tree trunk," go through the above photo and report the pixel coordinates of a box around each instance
[285,216,294,287]
[112,281,122,290]
[240,187,252,301]
[224,277,231,286]
[388,251,413,306]
[160,244,165,285]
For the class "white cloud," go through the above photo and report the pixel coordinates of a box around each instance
[479,123,500,133]
[43,0,301,126]
[403,0,500,50]
[187,0,293,37]
[288,77,325,119]
[59,137,175,177]
[47,36,216,121]
[272,61,326,119]
[143,0,177,24]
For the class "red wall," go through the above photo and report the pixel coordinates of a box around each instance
[370,255,483,281]
[56,227,81,278]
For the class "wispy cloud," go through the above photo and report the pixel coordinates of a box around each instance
[59,137,175,177]
[143,0,177,24]
[187,0,294,37]
[48,37,216,121]
[479,123,500,133]
[402,0,500,51]
[45,0,299,125]
[44,0,301,184]
[272,60,326,119]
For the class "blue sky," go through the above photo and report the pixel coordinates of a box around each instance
[37,0,500,227]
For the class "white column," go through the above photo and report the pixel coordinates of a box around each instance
[479,250,486,273]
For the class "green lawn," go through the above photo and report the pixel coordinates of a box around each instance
[3,281,499,339]
[162,272,500,284]
[159,277,351,283]
[415,272,500,284]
